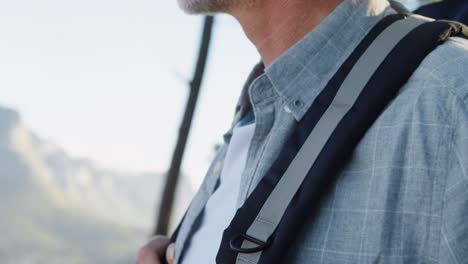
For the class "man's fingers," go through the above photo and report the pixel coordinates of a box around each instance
[136,235,169,264]
[166,243,176,264]
[137,244,160,264]
[146,235,170,254]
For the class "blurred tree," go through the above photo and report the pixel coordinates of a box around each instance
[154,16,215,236]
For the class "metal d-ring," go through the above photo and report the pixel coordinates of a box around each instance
[229,233,271,254]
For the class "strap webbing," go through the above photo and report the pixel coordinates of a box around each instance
[235,15,429,264]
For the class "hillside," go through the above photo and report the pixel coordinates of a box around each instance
[0,106,193,263]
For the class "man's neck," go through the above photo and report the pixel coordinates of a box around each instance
[230,0,342,66]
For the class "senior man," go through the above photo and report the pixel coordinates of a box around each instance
[138,0,468,263]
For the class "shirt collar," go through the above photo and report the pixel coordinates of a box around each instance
[264,0,393,121]
[237,62,265,117]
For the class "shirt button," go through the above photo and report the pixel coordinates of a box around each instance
[294,100,304,107]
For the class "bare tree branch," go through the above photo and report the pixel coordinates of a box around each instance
[154,16,215,236]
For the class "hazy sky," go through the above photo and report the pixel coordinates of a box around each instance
[0,0,421,188]
[0,0,260,188]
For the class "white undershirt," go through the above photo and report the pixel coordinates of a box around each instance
[181,120,256,264]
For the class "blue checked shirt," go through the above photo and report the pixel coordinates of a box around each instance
[174,0,468,263]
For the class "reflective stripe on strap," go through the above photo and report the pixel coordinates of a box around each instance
[235,15,430,264]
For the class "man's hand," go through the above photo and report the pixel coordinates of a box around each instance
[136,235,175,264]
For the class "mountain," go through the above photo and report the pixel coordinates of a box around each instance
[0,106,193,263]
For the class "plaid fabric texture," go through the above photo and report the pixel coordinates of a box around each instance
[173,1,468,263]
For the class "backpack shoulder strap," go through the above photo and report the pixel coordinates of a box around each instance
[214,14,468,264]
[232,14,428,264]
[430,19,468,40]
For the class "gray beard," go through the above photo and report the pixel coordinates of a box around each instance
[177,0,233,14]
[177,0,381,15]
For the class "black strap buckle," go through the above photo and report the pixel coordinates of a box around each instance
[229,233,271,254]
